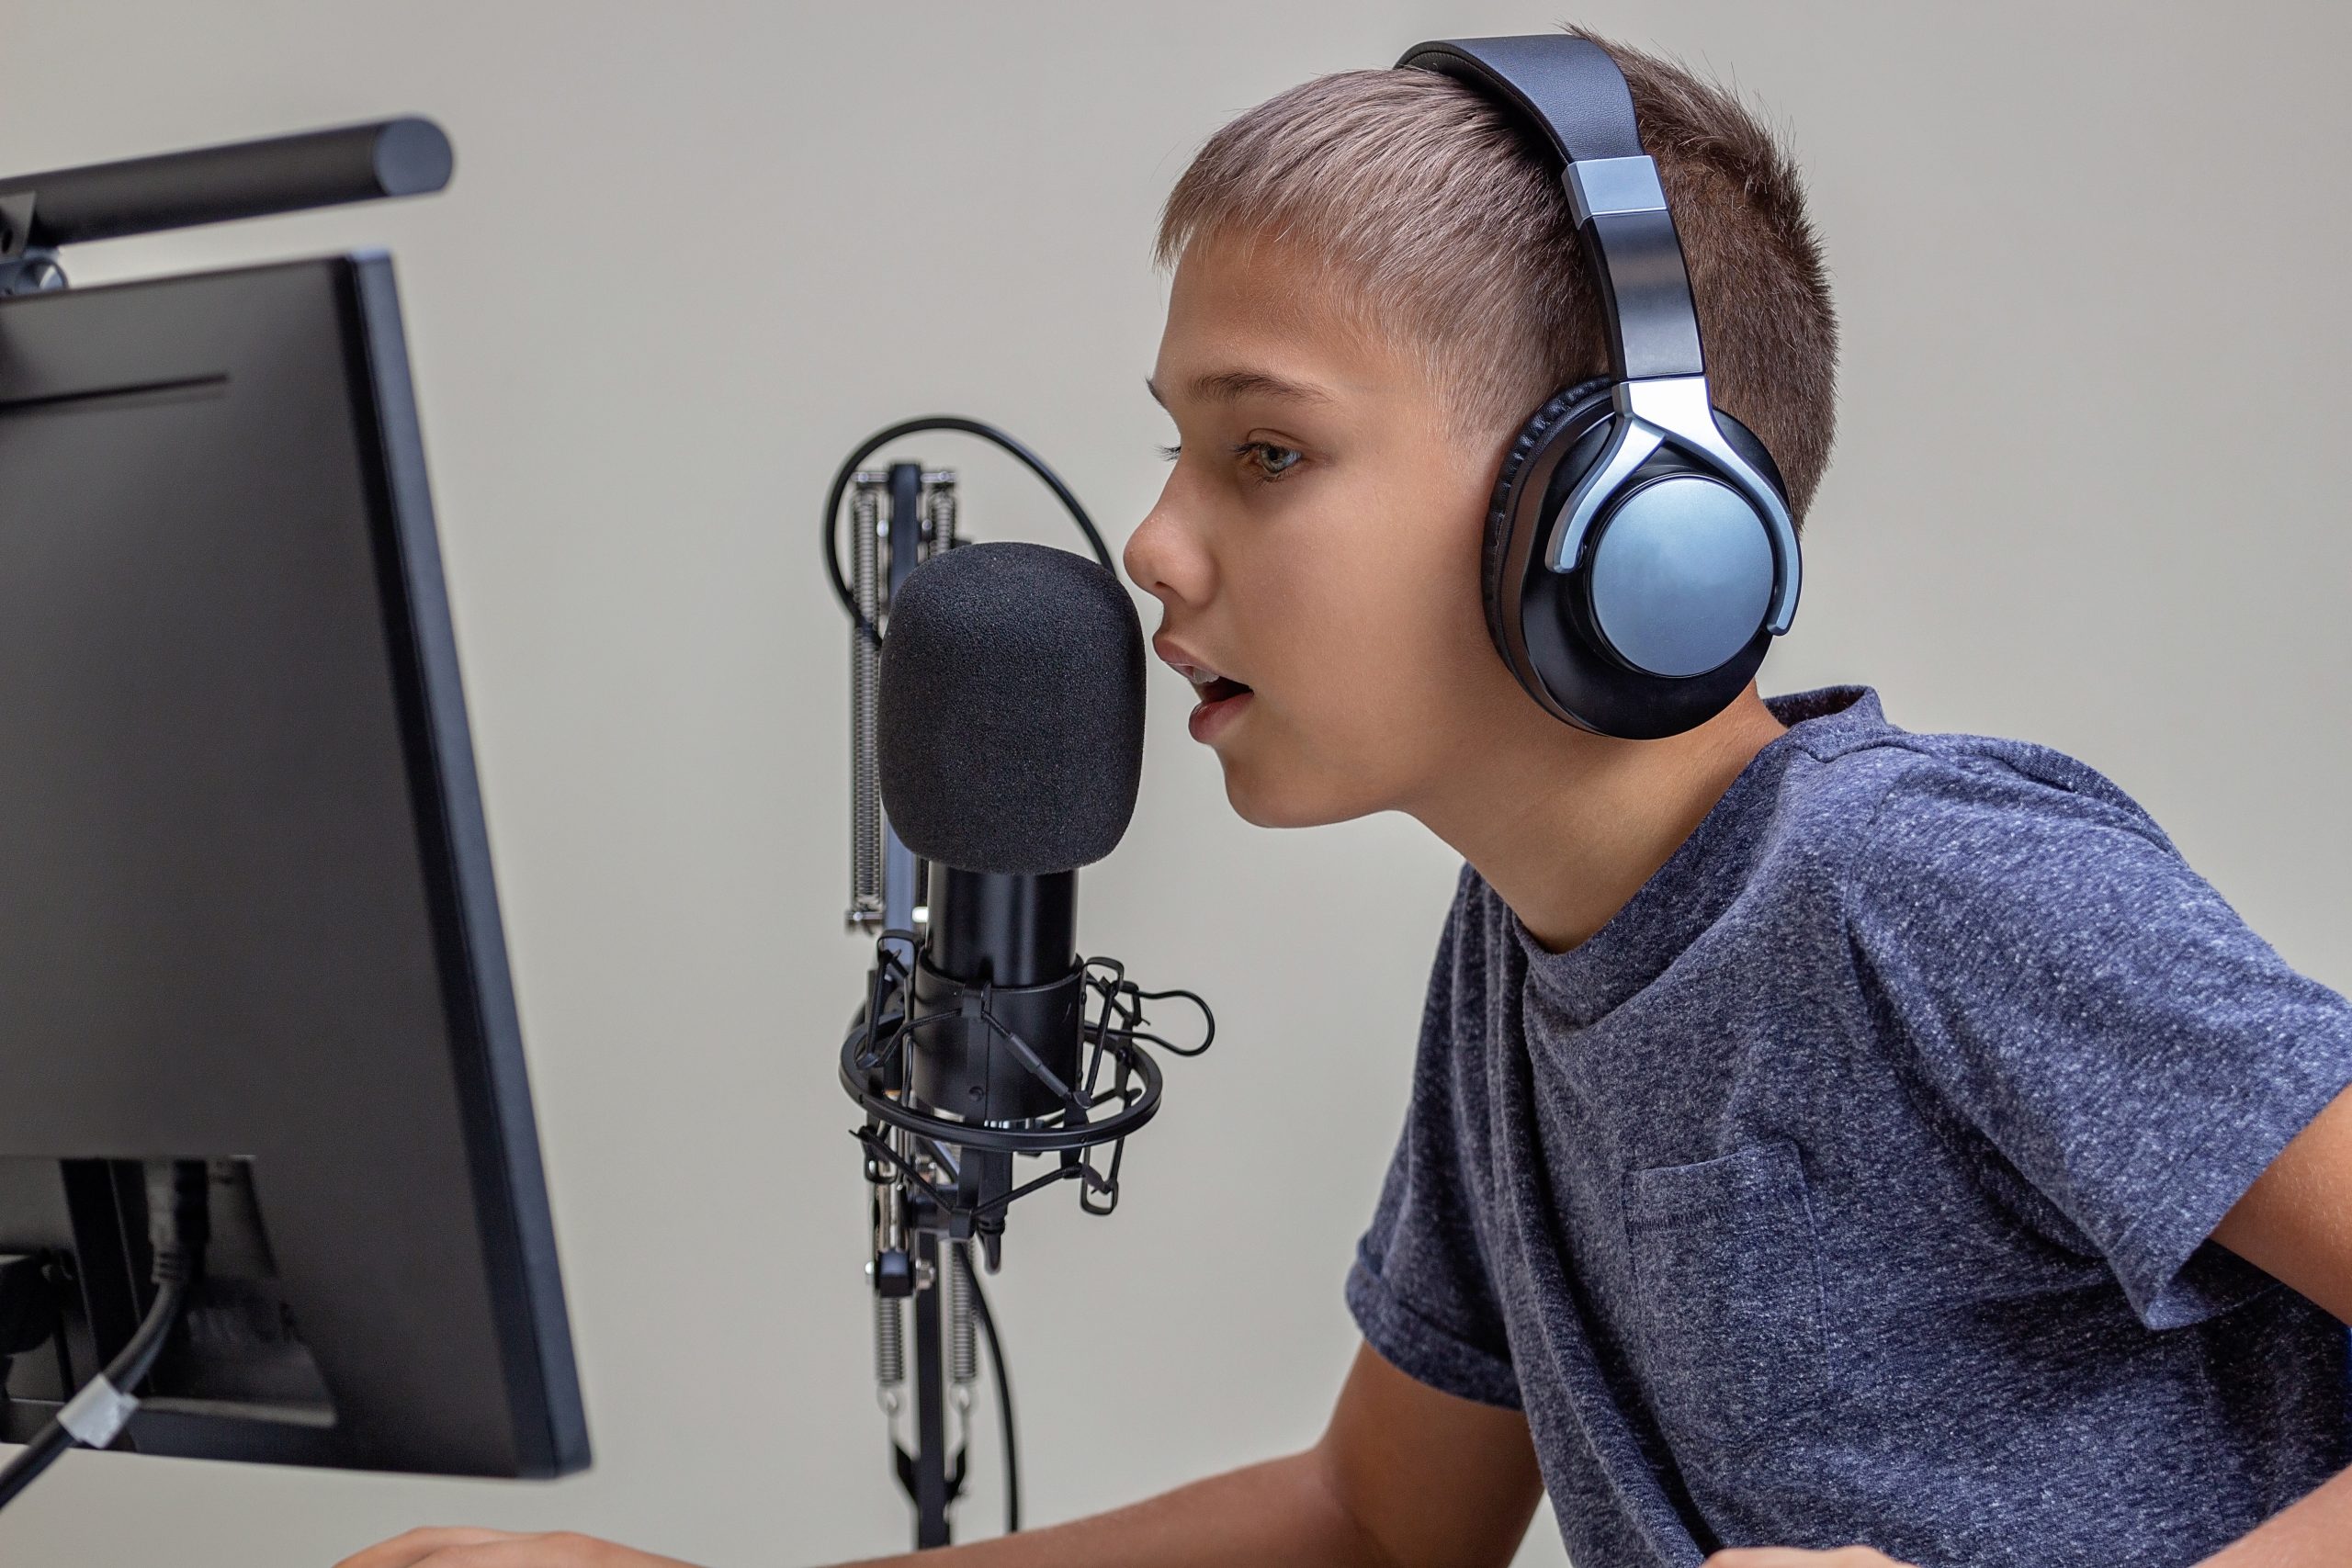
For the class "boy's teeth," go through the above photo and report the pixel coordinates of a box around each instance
[1170,656,1245,694]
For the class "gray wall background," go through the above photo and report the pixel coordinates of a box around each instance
[2,2,2347,1563]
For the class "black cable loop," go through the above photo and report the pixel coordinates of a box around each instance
[1077,961,1216,1061]
[823,416,1113,649]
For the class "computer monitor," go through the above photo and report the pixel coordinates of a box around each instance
[0,252,589,1478]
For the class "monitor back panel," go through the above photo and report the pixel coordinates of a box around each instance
[0,255,587,1477]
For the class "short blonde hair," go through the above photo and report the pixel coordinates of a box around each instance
[1157,28,1839,523]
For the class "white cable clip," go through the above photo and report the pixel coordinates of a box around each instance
[56,1375,141,1450]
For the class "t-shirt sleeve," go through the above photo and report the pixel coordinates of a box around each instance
[1844,757,2352,1330]
[1346,870,1521,1408]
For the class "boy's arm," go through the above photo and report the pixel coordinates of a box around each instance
[2191,1081,2352,1565]
[330,1341,1546,1568]
[836,1341,1544,1568]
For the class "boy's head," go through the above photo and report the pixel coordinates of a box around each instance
[1126,29,1838,830]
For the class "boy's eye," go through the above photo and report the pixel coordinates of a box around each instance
[1235,441,1303,481]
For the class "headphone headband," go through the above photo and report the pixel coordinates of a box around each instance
[1395,37,1641,163]
[1397,36,1702,383]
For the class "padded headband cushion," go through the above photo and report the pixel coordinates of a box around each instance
[1396,37,1643,164]
[1481,376,1613,660]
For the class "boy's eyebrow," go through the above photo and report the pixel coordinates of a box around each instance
[1144,368,1336,409]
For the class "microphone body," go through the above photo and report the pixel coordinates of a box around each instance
[908,867,1081,1125]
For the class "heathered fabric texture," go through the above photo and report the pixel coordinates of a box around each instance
[1348,686,2352,1567]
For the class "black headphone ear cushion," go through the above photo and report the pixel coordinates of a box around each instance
[1480,376,1614,664]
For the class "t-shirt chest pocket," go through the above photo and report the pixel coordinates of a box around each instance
[1623,1139,1832,1448]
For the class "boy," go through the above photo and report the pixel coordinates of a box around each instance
[344,27,2352,1568]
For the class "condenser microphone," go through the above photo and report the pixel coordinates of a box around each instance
[831,421,1212,1550]
[871,542,1144,1247]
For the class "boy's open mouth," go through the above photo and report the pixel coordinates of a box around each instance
[1152,653,1250,747]
[1161,653,1255,743]
[1170,659,1252,705]
[1185,672,1252,744]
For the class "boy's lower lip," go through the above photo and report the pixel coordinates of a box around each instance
[1187,687,1253,744]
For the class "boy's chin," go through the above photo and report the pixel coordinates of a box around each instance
[1218,757,1386,831]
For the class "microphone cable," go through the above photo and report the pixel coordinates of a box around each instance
[821,416,1114,649]
[956,1242,1021,1535]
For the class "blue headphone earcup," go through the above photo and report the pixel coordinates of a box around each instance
[1489,389,1792,739]
[1582,471,1779,679]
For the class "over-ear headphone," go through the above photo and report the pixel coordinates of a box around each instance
[1398,35,1802,740]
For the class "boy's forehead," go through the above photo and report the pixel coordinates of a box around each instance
[1153,235,1403,410]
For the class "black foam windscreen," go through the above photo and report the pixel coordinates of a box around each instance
[878,541,1146,874]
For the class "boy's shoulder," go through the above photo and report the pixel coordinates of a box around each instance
[1442,684,2198,968]
[1768,685,2182,877]
[1731,690,2233,1001]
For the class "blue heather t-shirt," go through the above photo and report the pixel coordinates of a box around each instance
[1348,686,2352,1567]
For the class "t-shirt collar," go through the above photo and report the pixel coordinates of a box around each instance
[1502,685,1891,1025]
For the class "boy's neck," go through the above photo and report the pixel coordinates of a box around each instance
[1410,688,1788,955]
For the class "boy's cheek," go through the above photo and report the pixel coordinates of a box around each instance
[1219,682,1441,829]
[1195,690,1340,826]
[1217,560,1476,815]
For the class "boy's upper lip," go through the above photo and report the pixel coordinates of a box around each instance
[1152,634,1247,692]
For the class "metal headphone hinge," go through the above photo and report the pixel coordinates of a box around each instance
[1563,156,1666,226]
[1545,375,1802,636]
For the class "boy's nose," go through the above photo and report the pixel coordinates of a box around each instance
[1123,495,1214,611]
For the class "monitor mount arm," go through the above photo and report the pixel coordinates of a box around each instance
[0,117,453,298]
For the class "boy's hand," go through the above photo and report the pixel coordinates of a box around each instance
[333,1528,702,1567]
[1705,1550,1916,1568]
